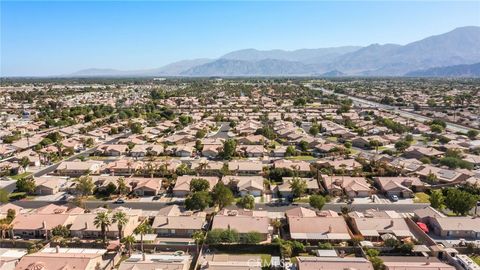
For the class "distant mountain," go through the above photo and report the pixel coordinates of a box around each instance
[319,70,346,77]
[68,59,212,77]
[67,26,480,77]
[181,59,315,76]
[406,62,480,77]
[220,47,361,64]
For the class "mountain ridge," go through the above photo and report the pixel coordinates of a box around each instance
[66,26,480,77]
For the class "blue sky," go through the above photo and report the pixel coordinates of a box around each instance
[1,1,479,76]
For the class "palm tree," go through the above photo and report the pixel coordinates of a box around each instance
[271,219,282,235]
[192,231,205,254]
[94,211,112,244]
[121,235,135,256]
[112,211,128,240]
[134,222,153,253]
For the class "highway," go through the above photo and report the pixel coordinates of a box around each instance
[306,84,477,134]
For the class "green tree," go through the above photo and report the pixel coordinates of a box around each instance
[445,188,478,216]
[16,177,36,194]
[206,229,223,244]
[19,157,30,170]
[51,225,70,238]
[192,231,205,253]
[121,235,136,256]
[285,146,296,157]
[212,182,234,209]
[394,140,410,153]
[190,178,210,193]
[298,140,308,151]
[93,211,111,244]
[240,231,262,244]
[430,124,444,133]
[185,191,212,211]
[75,176,94,197]
[238,195,255,209]
[429,189,444,209]
[117,177,129,195]
[467,130,479,139]
[112,211,128,239]
[309,194,326,210]
[289,177,307,199]
[220,229,239,243]
[309,125,320,136]
[221,139,237,160]
[134,222,153,253]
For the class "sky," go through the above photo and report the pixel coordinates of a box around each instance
[1,1,479,76]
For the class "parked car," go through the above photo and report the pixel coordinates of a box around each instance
[114,198,125,204]
[389,194,399,202]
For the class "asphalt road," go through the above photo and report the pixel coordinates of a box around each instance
[307,84,476,133]
[10,200,430,213]
[32,132,129,177]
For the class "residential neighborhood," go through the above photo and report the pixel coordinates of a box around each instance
[0,78,478,270]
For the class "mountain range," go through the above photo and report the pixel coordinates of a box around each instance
[70,26,480,77]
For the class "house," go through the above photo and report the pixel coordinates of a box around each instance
[0,248,27,270]
[55,161,102,176]
[103,159,142,176]
[414,165,471,184]
[420,213,480,240]
[374,176,426,198]
[222,175,264,197]
[14,247,109,270]
[321,175,371,198]
[296,257,373,270]
[130,177,163,196]
[315,159,362,172]
[70,209,140,239]
[237,135,267,145]
[273,160,312,176]
[228,160,263,175]
[286,207,351,242]
[201,144,221,158]
[200,254,263,270]
[277,178,320,198]
[34,176,67,195]
[190,160,224,176]
[152,205,206,237]
[173,175,219,197]
[11,212,75,239]
[237,145,265,157]
[348,210,415,241]
[212,209,272,242]
[118,253,191,270]
[404,146,444,160]
[100,144,129,156]
[175,145,194,157]
[130,144,163,157]
[379,256,455,270]
[352,136,390,149]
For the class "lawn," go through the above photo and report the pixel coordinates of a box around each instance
[413,192,430,203]
[470,255,480,265]
[287,156,316,161]
[326,136,338,142]
[10,172,32,180]
[293,197,310,203]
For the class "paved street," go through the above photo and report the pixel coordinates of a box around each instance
[306,84,477,133]
[11,199,430,213]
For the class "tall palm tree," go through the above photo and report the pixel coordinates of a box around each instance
[112,211,128,240]
[134,222,153,253]
[94,211,112,244]
[192,231,205,254]
[121,235,135,256]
